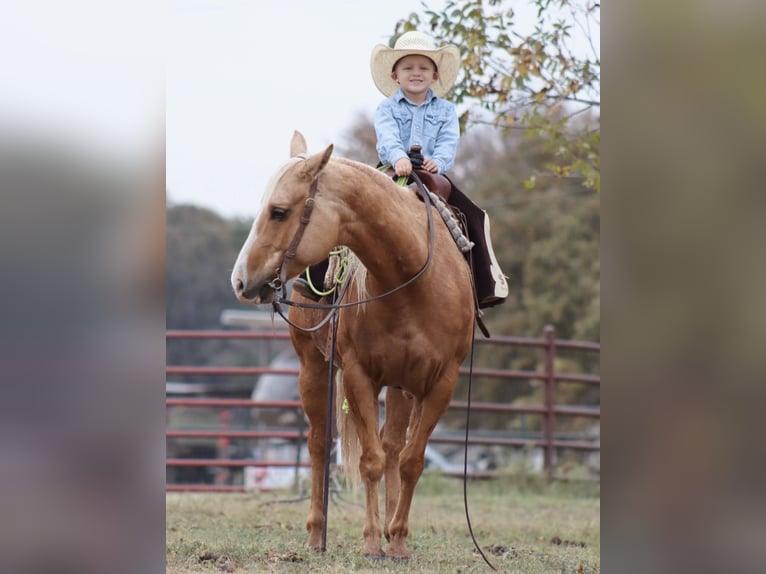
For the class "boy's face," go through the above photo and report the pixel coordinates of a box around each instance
[391,55,439,101]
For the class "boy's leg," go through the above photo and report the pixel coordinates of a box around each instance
[445,184,508,308]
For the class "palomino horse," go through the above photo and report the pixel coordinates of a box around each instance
[231,132,474,559]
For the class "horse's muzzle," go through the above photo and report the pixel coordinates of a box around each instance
[233,277,277,305]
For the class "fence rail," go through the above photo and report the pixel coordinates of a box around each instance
[166,325,599,490]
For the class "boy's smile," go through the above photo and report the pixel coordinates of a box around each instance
[391,55,439,104]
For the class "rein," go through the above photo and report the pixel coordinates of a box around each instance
[270,171,437,332]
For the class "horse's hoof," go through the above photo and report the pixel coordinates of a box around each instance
[386,555,410,563]
[363,553,386,561]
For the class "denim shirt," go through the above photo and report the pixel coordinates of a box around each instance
[374,88,460,174]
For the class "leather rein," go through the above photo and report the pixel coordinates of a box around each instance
[268,171,437,333]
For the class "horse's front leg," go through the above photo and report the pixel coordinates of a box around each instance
[380,387,413,542]
[296,352,332,551]
[343,363,385,557]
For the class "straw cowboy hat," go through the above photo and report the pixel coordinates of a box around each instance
[370,31,461,98]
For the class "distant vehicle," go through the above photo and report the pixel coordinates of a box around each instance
[250,350,302,427]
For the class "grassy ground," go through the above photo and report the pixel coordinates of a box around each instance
[166,473,599,574]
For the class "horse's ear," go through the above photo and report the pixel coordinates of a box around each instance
[299,144,333,181]
[290,131,307,157]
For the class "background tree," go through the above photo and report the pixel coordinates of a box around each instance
[395,0,600,191]
[166,204,265,381]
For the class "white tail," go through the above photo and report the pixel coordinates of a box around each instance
[334,368,362,491]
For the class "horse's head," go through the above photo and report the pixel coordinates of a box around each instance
[231,131,336,304]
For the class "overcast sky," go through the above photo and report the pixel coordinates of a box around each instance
[167,0,461,219]
[0,1,163,163]
[0,1,579,221]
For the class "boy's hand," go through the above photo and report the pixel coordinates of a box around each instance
[394,157,413,177]
[421,158,438,173]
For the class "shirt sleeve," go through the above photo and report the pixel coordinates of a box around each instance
[374,100,408,167]
[431,103,460,173]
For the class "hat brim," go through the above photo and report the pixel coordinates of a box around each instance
[370,43,461,98]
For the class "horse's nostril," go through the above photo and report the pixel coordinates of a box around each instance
[235,278,244,293]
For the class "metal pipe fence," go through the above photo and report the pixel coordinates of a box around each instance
[166,325,599,490]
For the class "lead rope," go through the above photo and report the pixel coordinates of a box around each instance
[320,305,340,552]
[464,320,498,570]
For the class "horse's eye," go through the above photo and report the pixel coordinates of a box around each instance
[270,207,290,221]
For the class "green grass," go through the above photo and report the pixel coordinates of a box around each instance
[166,473,599,573]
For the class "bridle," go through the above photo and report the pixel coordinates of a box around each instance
[267,170,438,333]
[266,177,320,294]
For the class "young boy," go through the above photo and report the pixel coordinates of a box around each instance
[294,31,508,308]
[369,30,461,178]
[372,31,508,309]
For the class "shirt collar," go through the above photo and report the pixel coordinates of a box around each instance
[394,88,437,105]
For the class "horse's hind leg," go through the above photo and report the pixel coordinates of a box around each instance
[295,342,332,551]
[380,388,413,542]
[385,373,457,559]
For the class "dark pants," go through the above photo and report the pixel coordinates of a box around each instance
[442,179,503,308]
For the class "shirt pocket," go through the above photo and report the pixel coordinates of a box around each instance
[424,111,447,145]
[392,108,412,134]
[425,111,449,128]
